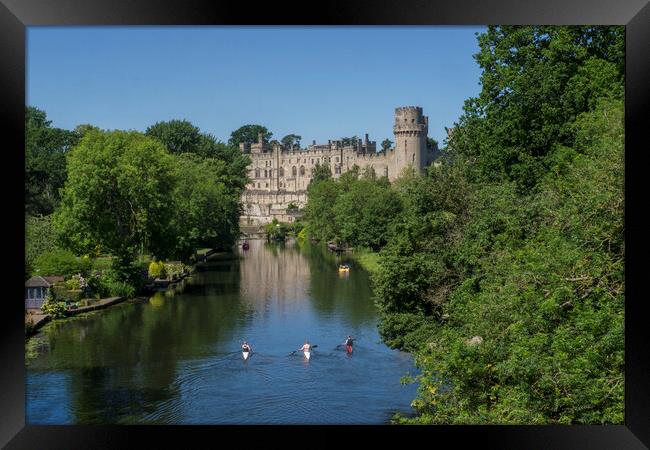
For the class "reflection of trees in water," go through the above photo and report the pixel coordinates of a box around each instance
[33,262,247,424]
[301,244,377,327]
[29,242,378,423]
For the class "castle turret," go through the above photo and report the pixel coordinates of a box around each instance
[393,106,428,177]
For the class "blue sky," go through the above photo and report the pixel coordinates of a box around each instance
[27,26,486,147]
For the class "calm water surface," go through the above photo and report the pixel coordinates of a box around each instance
[26,240,418,424]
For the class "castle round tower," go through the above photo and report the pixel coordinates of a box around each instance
[393,106,428,177]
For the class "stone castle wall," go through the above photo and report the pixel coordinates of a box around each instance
[239,106,434,225]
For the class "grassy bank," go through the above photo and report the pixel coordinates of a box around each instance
[350,248,381,276]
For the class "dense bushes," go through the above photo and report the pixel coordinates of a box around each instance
[304,26,625,425]
[32,249,92,278]
[40,292,66,318]
[265,218,305,241]
[305,166,402,250]
[148,260,166,279]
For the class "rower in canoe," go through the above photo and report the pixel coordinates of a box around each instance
[298,341,312,360]
[342,335,355,354]
[242,341,252,360]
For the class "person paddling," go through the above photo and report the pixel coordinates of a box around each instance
[242,341,252,353]
[298,341,312,353]
[343,335,355,353]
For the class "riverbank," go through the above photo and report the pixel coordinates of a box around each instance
[25,296,127,337]
[350,248,381,276]
[26,239,418,424]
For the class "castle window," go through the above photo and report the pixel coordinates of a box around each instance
[257,183,260,188]
[311,159,313,164]
[266,183,268,187]
[264,170,268,178]
[292,166,297,176]
[255,168,260,178]
[335,157,339,162]
[299,166,305,176]
[412,154,415,162]
[279,167,284,177]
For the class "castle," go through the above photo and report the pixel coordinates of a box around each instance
[240,106,436,225]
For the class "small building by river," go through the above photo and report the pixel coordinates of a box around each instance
[24,275,63,310]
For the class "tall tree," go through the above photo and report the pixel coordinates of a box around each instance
[145,119,202,155]
[53,129,175,279]
[164,153,242,260]
[447,25,624,191]
[228,125,272,147]
[25,106,79,215]
[381,138,393,152]
[310,162,332,184]
[281,134,302,149]
[340,136,359,147]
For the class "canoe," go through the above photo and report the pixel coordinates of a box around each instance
[346,344,353,354]
[304,350,311,360]
[243,351,250,360]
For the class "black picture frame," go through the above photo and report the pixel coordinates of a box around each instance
[1,0,648,448]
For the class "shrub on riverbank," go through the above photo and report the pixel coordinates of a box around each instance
[303,26,625,425]
[32,249,92,278]
[148,260,166,279]
[40,292,66,319]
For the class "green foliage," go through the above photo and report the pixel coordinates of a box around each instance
[65,278,80,290]
[53,129,176,261]
[40,291,66,318]
[162,153,244,260]
[296,226,308,244]
[447,26,624,192]
[332,178,402,250]
[162,261,187,281]
[281,134,302,149]
[32,249,91,278]
[25,106,80,216]
[109,252,146,288]
[381,139,393,152]
[352,248,381,275]
[340,136,359,147]
[145,119,245,165]
[145,120,203,155]
[305,164,401,251]
[228,124,272,147]
[310,162,332,184]
[105,280,136,298]
[148,260,166,279]
[381,98,624,425]
[337,27,626,425]
[25,214,59,278]
[86,272,110,299]
[265,219,287,241]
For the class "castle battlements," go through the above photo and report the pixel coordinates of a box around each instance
[240,106,436,225]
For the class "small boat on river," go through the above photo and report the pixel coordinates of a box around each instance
[338,264,350,272]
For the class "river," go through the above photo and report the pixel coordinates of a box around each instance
[25,239,418,424]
